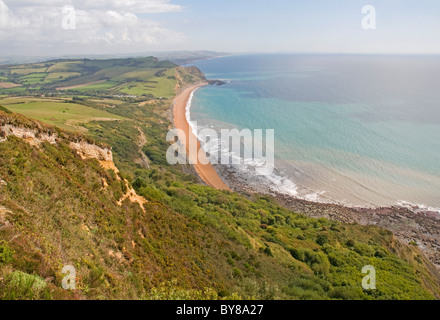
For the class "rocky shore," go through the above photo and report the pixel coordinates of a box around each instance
[214,163,440,270]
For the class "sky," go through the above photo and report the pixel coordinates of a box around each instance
[0,0,439,57]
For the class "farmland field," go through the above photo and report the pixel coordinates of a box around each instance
[113,69,177,97]
[0,82,22,88]
[10,67,48,75]
[0,57,185,98]
[44,72,81,81]
[2,99,125,131]
[68,81,119,92]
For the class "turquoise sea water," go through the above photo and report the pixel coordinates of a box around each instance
[189,54,440,210]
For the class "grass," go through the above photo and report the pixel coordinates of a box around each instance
[90,98,126,106]
[0,87,27,94]
[0,57,181,98]
[44,72,81,82]
[113,69,177,98]
[46,61,82,73]
[0,97,63,105]
[69,81,119,92]
[111,68,162,82]
[3,100,125,131]
[94,66,139,79]
[10,68,48,76]
[19,73,48,85]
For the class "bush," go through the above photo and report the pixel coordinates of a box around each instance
[146,280,220,300]
[354,243,375,257]
[261,246,273,257]
[375,248,388,258]
[316,234,329,246]
[0,241,13,263]
[330,287,363,300]
[346,239,356,247]
[290,248,306,261]
[290,248,330,275]
[0,271,49,300]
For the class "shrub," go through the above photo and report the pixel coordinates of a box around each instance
[330,287,363,300]
[233,268,242,278]
[290,248,330,275]
[316,234,329,246]
[375,248,388,258]
[0,271,49,300]
[261,246,273,257]
[289,248,306,261]
[146,280,220,300]
[354,243,375,257]
[0,241,13,263]
[346,239,356,247]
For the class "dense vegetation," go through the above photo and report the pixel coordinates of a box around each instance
[0,57,439,300]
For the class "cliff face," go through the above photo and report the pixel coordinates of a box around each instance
[69,141,113,162]
[174,66,207,94]
[0,124,57,147]
[0,114,146,212]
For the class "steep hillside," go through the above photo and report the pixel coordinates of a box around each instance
[1,107,440,300]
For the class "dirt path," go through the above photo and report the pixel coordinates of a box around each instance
[135,126,150,168]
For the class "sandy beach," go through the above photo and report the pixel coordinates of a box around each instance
[173,84,231,191]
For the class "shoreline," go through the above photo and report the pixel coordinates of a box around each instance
[214,163,440,270]
[172,83,231,191]
[174,82,440,270]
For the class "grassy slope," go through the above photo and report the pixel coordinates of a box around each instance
[0,99,124,131]
[0,61,439,300]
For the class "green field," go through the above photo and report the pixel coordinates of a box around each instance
[10,67,48,76]
[90,98,127,106]
[44,72,81,81]
[111,68,162,82]
[0,57,183,98]
[19,73,48,85]
[3,100,125,131]
[113,69,177,97]
[0,86,26,94]
[67,81,120,92]
[46,61,83,73]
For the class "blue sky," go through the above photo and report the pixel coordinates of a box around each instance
[0,0,439,56]
[161,0,440,53]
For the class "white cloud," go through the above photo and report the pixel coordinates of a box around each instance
[4,0,184,13]
[0,0,185,55]
[0,0,28,29]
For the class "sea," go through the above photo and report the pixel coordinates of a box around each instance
[187,54,440,212]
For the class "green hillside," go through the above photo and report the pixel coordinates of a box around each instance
[0,57,439,300]
[0,57,189,99]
